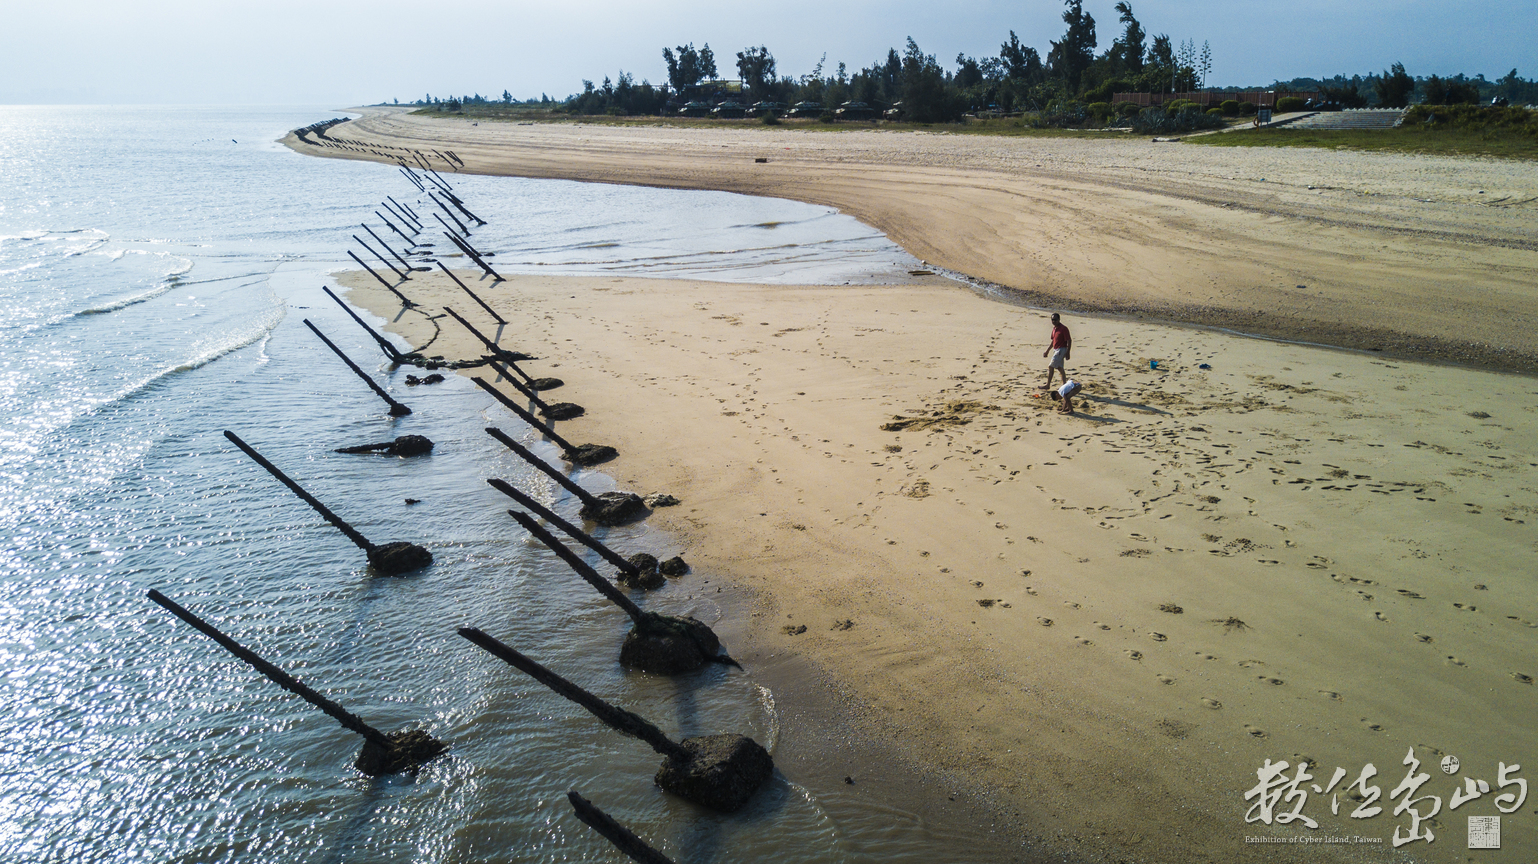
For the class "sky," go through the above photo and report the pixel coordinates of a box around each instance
[3,0,1534,105]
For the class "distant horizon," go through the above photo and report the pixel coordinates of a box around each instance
[3,0,1533,105]
[1,66,1528,109]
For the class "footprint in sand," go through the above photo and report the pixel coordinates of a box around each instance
[1125,650,1143,661]
[1244,725,1267,739]
[1375,612,1390,622]
[1096,623,1111,631]
[1416,634,1434,643]
[1257,559,1280,565]
[1156,674,1175,685]
[1237,659,1265,668]
[1201,697,1223,710]
[1453,602,1477,611]
[1446,656,1467,667]
[1259,676,1285,686]
[1318,690,1344,702]
[1397,589,1427,599]
[1149,632,1168,642]
[1074,637,1094,646]
[1037,617,1053,626]
[1514,672,1535,685]
[1362,720,1386,732]
[1064,601,1081,609]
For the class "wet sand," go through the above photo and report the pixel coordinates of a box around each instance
[295,107,1538,374]
[343,267,1538,862]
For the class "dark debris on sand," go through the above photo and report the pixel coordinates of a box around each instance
[564,443,618,466]
[581,491,649,526]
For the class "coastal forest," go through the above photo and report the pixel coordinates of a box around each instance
[402,0,1537,130]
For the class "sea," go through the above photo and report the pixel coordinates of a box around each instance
[0,105,1011,863]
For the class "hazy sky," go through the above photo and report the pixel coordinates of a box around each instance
[4,0,1534,104]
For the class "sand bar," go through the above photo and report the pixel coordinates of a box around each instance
[299,107,1538,373]
[343,266,1537,862]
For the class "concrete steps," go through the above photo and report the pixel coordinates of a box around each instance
[1286,109,1406,130]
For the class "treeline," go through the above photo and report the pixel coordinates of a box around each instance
[558,0,1205,121]
[403,0,1537,123]
[403,1,1210,123]
[1271,67,1537,109]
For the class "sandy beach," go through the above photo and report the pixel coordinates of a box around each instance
[299,107,1538,374]
[340,266,1536,862]
[308,112,1537,861]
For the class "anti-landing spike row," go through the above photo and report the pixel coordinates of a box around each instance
[302,319,411,416]
[221,430,432,575]
[146,589,445,776]
[567,792,677,864]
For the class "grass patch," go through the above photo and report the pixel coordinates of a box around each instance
[1189,106,1538,160]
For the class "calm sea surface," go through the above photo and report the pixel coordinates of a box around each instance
[0,106,1015,863]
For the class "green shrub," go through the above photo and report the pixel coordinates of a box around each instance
[1207,107,1224,116]
[1082,79,1133,105]
[1402,104,1538,137]
[1132,106,1226,135]
[1276,96,1307,113]
[1087,102,1112,123]
[1240,101,1258,116]
[1166,99,1198,113]
[1115,101,1141,116]
[760,112,781,126]
[1220,99,1240,115]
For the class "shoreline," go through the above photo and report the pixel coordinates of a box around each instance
[288,107,1538,376]
[342,267,1538,862]
[945,265,1538,380]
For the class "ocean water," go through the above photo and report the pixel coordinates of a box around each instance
[0,106,1004,863]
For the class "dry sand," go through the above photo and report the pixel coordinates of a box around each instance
[303,110,1538,861]
[342,267,1536,863]
[298,107,1538,373]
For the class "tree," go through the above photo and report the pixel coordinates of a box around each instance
[662,43,717,94]
[1375,62,1415,108]
[502,89,512,104]
[1047,0,1096,91]
[1112,2,1145,74]
[1198,41,1211,90]
[1147,34,1173,71]
[1321,83,1367,108]
[736,46,777,97]
[1500,68,1521,102]
[880,48,904,100]
[901,38,964,122]
[1000,31,1041,82]
[1422,75,1479,105]
[1174,40,1198,91]
[955,54,984,89]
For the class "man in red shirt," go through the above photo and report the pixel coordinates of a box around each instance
[1041,313,1071,388]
